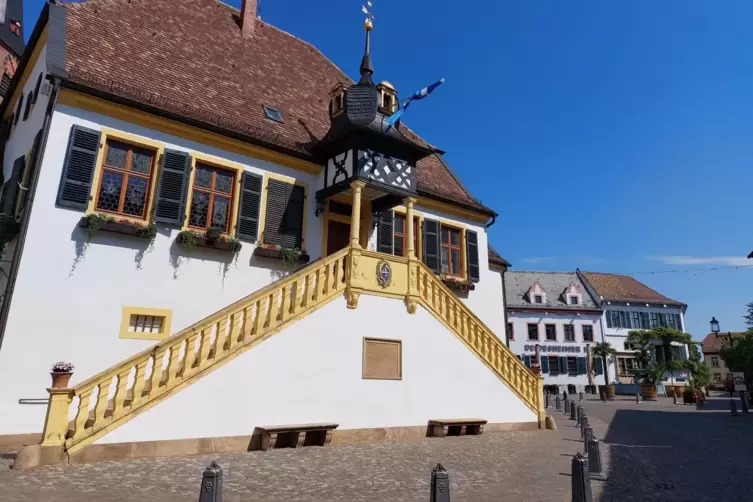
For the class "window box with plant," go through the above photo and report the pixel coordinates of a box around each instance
[253,243,310,264]
[439,273,475,292]
[79,213,157,241]
[176,226,242,254]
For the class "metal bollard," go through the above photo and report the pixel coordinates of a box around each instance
[600,392,606,402]
[580,415,588,439]
[730,399,739,417]
[555,395,562,410]
[570,402,577,420]
[579,391,584,401]
[673,393,678,405]
[199,461,223,502]
[571,452,594,502]
[545,393,550,409]
[576,405,581,425]
[635,393,641,404]
[564,400,570,415]
[583,425,594,453]
[430,463,451,502]
[587,438,608,481]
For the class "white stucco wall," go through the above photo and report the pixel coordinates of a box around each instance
[507,311,603,390]
[600,305,688,384]
[0,102,510,435]
[101,295,536,444]
[0,105,324,435]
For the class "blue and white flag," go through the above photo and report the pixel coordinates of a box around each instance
[384,78,445,133]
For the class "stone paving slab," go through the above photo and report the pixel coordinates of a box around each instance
[0,425,581,502]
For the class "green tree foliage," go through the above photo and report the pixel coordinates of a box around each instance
[744,302,753,329]
[627,327,695,385]
[719,331,753,390]
[592,342,617,386]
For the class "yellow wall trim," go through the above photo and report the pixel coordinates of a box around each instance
[56,89,322,175]
[3,26,48,122]
[119,306,173,341]
[415,196,490,224]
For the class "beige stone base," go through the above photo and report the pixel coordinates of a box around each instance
[0,433,42,450]
[12,421,540,469]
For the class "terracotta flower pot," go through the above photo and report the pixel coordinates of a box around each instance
[640,383,657,401]
[50,371,73,389]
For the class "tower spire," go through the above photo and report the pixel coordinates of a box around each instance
[359,2,375,84]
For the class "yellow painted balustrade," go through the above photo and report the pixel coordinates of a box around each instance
[42,247,351,455]
[39,246,543,456]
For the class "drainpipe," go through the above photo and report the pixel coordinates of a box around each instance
[0,77,61,351]
[501,266,510,348]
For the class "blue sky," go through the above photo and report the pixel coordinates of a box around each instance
[22,0,753,339]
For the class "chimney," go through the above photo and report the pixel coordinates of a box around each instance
[240,0,257,38]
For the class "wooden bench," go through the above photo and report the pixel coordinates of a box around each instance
[428,419,487,438]
[255,423,339,451]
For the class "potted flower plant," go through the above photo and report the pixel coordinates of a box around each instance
[50,362,74,388]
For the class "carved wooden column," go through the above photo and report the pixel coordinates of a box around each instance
[350,180,365,249]
[404,197,416,259]
[404,197,420,314]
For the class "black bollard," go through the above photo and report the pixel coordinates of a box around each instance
[730,399,739,417]
[199,461,223,502]
[564,391,568,402]
[600,392,606,402]
[587,438,608,481]
[545,393,550,409]
[564,400,571,415]
[576,405,581,425]
[570,402,577,420]
[635,393,641,404]
[571,452,594,502]
[583,425,594,453]
[430,463,451,502]
[555,395,562,411]
[580,415,588,439]
[673,393,678,405]
[579,391,584,401]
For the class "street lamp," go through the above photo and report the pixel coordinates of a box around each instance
[710,317,720,334]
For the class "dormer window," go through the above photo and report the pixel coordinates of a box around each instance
[528,281,546,305]
[377,81,398,115]
[569,296,578,305]
[534,295,543,304]
[329,83,346,118]
[563,283,582,306]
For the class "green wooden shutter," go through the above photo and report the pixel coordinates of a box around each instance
[264,178,289,247]
[523,355,531,368]
[236,171,262,242]
[595,358,604,375]
[466,229,480,282]
[377,211,393,254]
[422,218,440,272]
[541,356,549,373]
[577,357,587,375]
[56,125,101,210]
[283,184,305,248]
[559,357,568,374]
[154,149,191,225]
[1,156,24,217]
[32,73,42,104]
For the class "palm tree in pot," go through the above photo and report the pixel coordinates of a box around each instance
[628,329,659,399]
[593,341,617,400]
[654,327,692,396]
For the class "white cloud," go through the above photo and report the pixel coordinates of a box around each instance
[522,257,554,264]
[648,255,751,266]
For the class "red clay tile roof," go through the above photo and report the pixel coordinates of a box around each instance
[701,332,744,354]
[581,272,685,306]
[61,0,492,214]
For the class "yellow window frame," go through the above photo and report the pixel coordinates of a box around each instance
[86,127,165,225]
[257,171,309,250]
[181,152,244,236]
[119,306,173,341]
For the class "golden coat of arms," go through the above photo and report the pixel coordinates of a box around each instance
[376,260,392,288]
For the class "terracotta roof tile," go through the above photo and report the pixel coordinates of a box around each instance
[581,272,685,306]
[61,0,492,213]
[701,332,744,353]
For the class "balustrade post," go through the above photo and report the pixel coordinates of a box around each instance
[40,387,73,447]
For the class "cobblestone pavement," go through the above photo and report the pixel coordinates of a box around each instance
[0,426,579,502]
[583,394,753,501]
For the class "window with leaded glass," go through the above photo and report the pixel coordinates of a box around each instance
[582,325,594,342]
[564,325,575,342]
[95,140,155,219]
[440,225,462,275]
[393,213,418,258]
[188,163,235,232]
[545,324,556,341]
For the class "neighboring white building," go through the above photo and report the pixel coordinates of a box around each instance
[0,1,543,466]
[504,271,605,395]
[577,271,689,386]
